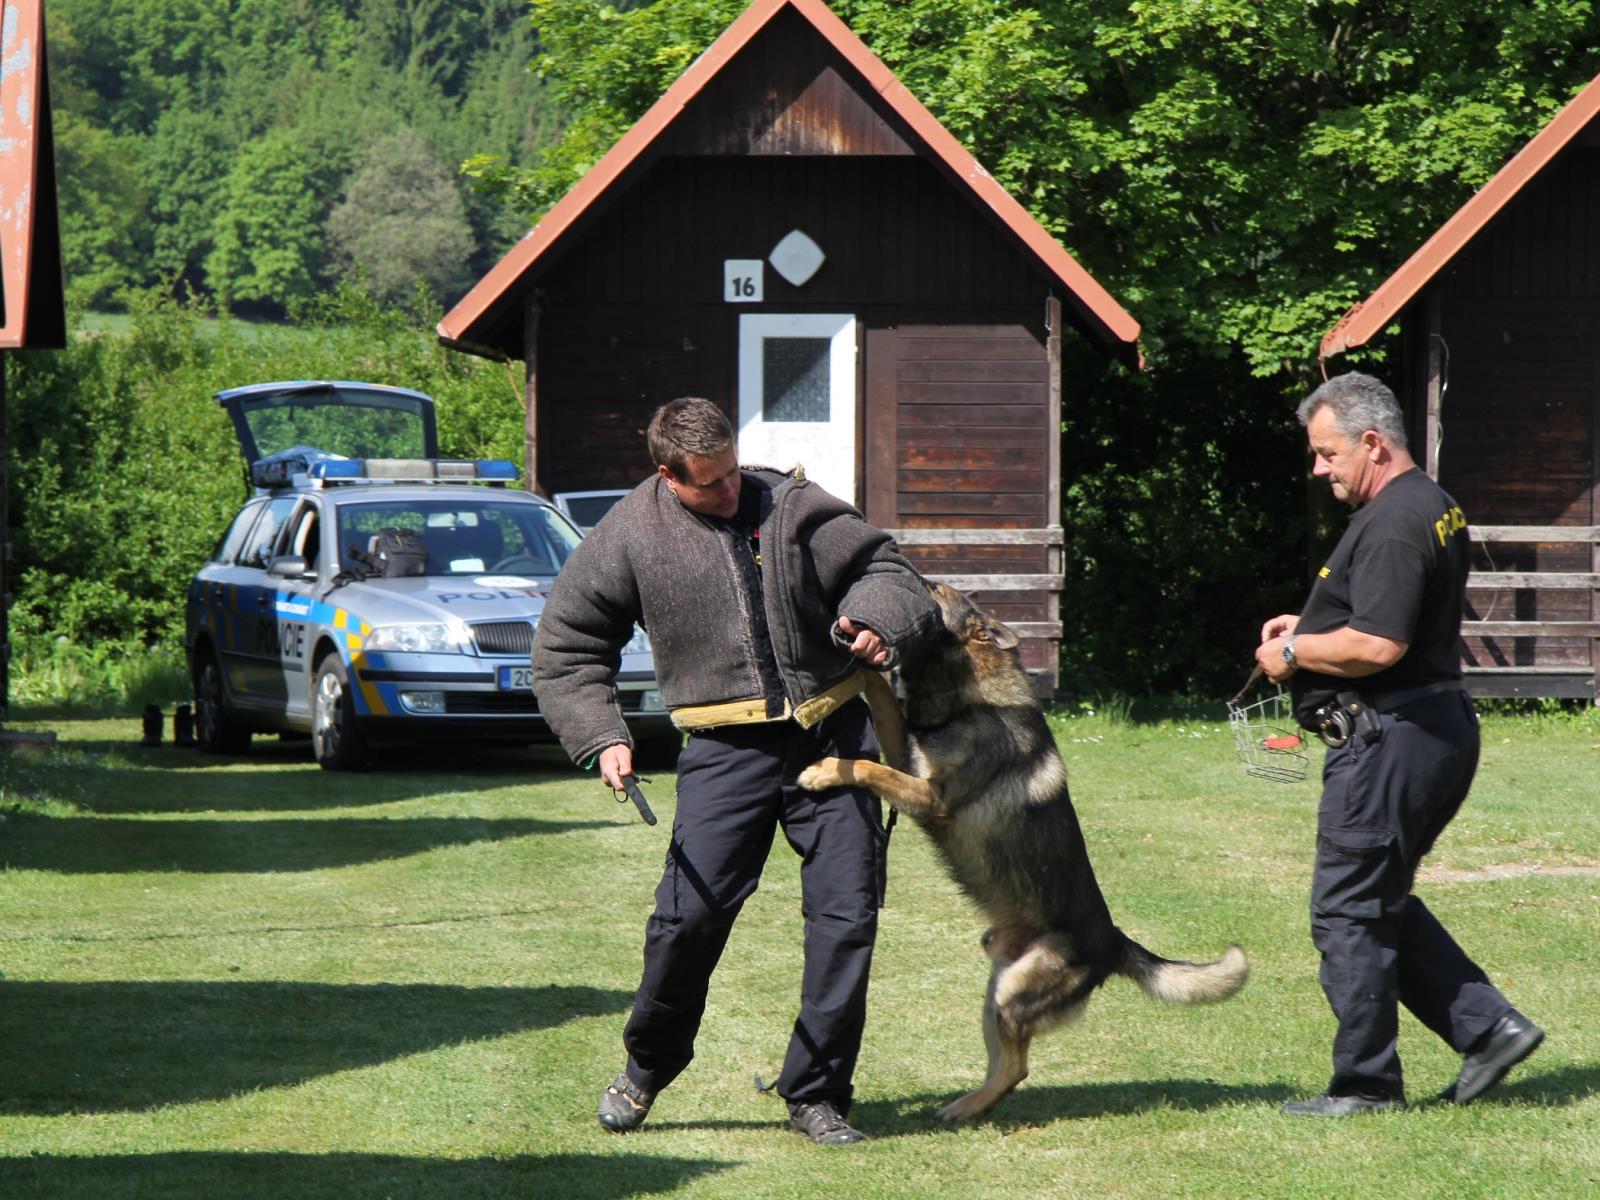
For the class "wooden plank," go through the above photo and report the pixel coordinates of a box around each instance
[898,404,1046,428]
[894,336,1044,361]
[524,301,542,495]
[1463,621,1600,636]
[887,527,1063,544]
[1462,672,1598,699]
[901,445,1046,470]
[1425,291,1442,477]
[893,423,1045,447]
[1461,664,1595,674]
[1007,621,1064,637]
[864,325,896,525]
[896,493,1044,517]
[896,382,1046,406]
[924,573,1063,591]
[1470,525,1600,542]
[898,360,1049,384]
[1469,572,1600,588]
[898,469,1042,493]
[896,323,1036,340]
[1045,291,1063,697]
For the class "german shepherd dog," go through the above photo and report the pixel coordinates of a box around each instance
[800,581,1248,1122]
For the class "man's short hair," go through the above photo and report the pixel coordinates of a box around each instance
[647,397,736,479]
[1297,371,1409,450]
[1299,371,1414,451]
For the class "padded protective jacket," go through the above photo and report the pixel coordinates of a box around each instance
[532,466,938,766]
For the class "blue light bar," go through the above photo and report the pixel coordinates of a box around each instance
[300,457,521,484]
[310,460,363,479]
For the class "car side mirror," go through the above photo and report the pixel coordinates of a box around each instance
[267,555,311,579]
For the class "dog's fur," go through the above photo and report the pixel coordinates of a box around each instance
[804,582,1248,1122]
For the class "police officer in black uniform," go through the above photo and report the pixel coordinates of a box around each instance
[1256,371,1543,1117]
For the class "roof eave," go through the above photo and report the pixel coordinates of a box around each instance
[1323,69,1600,359]
[439,0,1140,363]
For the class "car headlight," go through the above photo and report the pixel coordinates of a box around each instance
[623,625,651,655]
[364,623,469,653]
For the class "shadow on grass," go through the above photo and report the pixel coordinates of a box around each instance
[0,812,616,873]
[649,1079,1303,1136]
[1,740,585,814]
[1461,1064,1600,1108]
[862,1079,1302,1130]
[0,981,632,1116]
[0,1151,736,1199]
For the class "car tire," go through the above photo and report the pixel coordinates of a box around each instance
[312,654,368,771]
[633,731,682,770]
[194,650,251,754]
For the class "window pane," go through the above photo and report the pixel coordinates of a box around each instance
[241,498,299,568]
[763,337,830,423]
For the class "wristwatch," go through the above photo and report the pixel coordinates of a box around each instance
[1281,635,1298,670]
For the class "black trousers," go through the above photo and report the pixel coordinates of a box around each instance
[621,701,884,1107]
[1311,688,1512,1099]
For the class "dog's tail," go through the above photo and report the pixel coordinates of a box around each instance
[1115,936,1249,1005]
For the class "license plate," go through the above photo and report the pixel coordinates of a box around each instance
[497,665,535,691]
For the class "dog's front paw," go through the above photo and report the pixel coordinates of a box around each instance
[797,757,845,792]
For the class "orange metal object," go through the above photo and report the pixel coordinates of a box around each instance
[438,0,1140,363]
[1322,71,1600,360]
[0,0,63,350]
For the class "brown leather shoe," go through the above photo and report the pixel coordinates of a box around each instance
[597,1072,654,1133]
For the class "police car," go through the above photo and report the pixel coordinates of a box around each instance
[184,381,676,770]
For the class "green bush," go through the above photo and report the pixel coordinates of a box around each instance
[5,286,525,673]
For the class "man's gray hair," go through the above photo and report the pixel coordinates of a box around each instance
[1296,371,1409,450]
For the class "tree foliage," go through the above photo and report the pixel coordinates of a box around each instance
[327,129,478,307]
[48,0,556,316]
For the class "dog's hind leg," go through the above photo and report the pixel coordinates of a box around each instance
[936,956,1033,1123]
[936,934,1094,1123]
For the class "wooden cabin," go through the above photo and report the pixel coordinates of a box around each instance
[438,0,1139,695]
[1323,75,1600,702]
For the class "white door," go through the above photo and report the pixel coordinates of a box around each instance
[737,313,857,504]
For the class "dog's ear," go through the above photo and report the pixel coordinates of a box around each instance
[982,618,1021,652]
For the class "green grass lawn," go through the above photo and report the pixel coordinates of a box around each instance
[1,706,1597,1199]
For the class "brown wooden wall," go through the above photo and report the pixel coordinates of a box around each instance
[535,151,1057,498]
[863,317,1054,672]
[539,155,1046,309]
[1403,144,1600,677]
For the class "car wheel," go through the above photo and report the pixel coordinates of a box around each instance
[312,655,368,771]
[194,650,251,754]
[633,731,682,770]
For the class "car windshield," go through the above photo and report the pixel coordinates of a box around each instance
[337,498,582,577]
[560,492,626,531]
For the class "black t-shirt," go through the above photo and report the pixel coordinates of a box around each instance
[1291,468,1469,724]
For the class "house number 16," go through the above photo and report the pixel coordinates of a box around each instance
[724,260,764,303]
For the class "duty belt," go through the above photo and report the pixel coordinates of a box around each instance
[1367,680,1464,712]
[669,671,869,732]
[1316,681,1464,749]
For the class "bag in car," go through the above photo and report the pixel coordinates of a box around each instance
[365,527,428,578]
